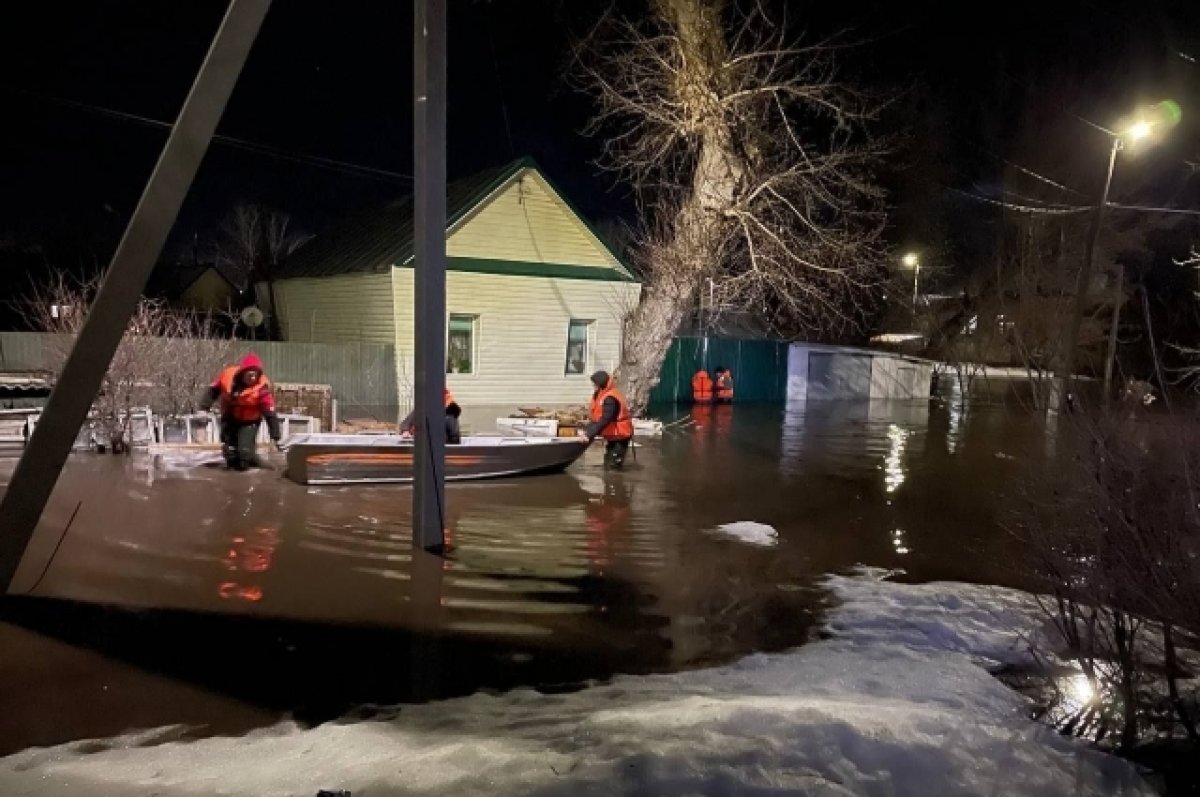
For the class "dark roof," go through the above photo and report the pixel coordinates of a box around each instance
[275,157,634,282]
[146,261,243,299]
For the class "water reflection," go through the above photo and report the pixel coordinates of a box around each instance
[3,397,1044,672]
[884,424,909,494]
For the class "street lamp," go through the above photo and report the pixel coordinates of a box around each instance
[902,252,920,312]
[1059,100,1181,405]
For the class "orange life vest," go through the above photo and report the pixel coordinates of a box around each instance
[716,370,734,401]
[691,370,714,403]
[590,379,634,441]
[217,366,271,423]
[406,388,456,434]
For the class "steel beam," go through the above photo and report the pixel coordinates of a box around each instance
[0,0,272,591]
[412,0,447,551]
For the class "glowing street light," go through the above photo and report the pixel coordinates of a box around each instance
[1125,120,1154,143]
[901,252,921,311]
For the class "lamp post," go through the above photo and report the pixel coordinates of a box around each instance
[902,252,920,312]
[1059,102,1180,407]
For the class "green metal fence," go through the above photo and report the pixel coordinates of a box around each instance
[648,336,790,404]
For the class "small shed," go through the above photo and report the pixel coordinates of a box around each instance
[787,344,934,401]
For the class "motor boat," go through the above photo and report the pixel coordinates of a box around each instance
[284,433,590,485]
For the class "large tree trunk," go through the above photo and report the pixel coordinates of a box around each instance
[618,280,694,411]
[614,0,740,412]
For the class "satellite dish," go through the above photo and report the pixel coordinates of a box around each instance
[240,306,265,328]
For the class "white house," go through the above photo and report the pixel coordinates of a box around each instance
[267,158,641,409]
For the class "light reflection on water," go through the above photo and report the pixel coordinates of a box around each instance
[2,394,1045,670]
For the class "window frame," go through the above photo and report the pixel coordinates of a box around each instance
[446,313,479,376]
[564,318,594,376]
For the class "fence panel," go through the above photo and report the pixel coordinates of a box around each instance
[0,332,397,420]
[648,336,789,405]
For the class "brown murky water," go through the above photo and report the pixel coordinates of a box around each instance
[0,395,1047,752]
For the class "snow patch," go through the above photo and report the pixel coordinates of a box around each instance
[0,569,1152,797]
[711,521,779,546]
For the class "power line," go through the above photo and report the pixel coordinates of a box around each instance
[947,186,1091,215]
[985,185,1090,210]
[1106,202,1200,216]
[17,90,415,184]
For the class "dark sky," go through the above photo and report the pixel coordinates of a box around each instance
[1,0,1197,271]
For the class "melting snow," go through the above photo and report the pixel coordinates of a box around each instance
[712,521,779,546]
[0,567,1152,797]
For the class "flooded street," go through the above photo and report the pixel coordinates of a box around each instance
[0,394,1045,753]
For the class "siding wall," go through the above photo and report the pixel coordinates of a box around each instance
[274,273,395,344]
[392,267,640,408]
[446,171,622,269]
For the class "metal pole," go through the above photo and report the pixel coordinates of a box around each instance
[412,0,447,551]
[1059,136,1120,404]
[0,0,271,592]
[912,262,920,313]
[1102,263,1124,402]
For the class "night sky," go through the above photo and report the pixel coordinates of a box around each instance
[1,1,1197,312]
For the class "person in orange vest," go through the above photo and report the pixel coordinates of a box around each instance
[199,353,282,471]
[581,370,634,469]
[400,388,462,444]
[714,366,735,403]
[691,369,715,403]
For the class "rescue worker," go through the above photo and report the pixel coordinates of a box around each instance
[581,370,634,470]
[691,369,715,403]
[714,366,735,403]
[400,388,462,444]
[200,353,282,471]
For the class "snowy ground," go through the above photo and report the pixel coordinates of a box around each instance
[0,568,1153,797]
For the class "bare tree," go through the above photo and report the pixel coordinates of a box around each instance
[27,272,234,452]
[577,0,890,409]
[1013,409,1200,751]
[209,204,311,338]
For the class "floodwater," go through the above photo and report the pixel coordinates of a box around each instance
[0,393,1048,753]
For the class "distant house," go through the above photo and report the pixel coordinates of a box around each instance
[146,262,244,314]
[267,158,641,408]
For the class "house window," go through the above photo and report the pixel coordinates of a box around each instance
[565,319,593,375]
[447,314,477,374]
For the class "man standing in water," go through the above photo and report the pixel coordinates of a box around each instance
[200,353,282,471]
[581,370,634,469]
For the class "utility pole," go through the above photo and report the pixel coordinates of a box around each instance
[1059,136,1120,405]
[0,0,271,592]
[1102,263,1124,401]
[412,0,447,552]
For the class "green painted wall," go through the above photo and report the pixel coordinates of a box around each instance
[649,336,790,404]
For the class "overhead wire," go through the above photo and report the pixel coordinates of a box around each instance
[945,186,1091,215]
[16,89,415,184]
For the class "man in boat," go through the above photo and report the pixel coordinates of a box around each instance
[199,353,282,471]
[400,388,462,444]
[714,366,734,403]
[581,370,634,470]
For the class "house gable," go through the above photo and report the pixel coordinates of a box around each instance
[440,168,624,273]
[275,158,637,283]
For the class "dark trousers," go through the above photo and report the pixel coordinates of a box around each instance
[221,420,263,471]
[604,438,631,470]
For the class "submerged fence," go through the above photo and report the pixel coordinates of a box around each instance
[0,332,398,420]
[649,336,790,404]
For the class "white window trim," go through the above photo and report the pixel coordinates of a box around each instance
[565,318,595,377]
[447,313,480,378]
